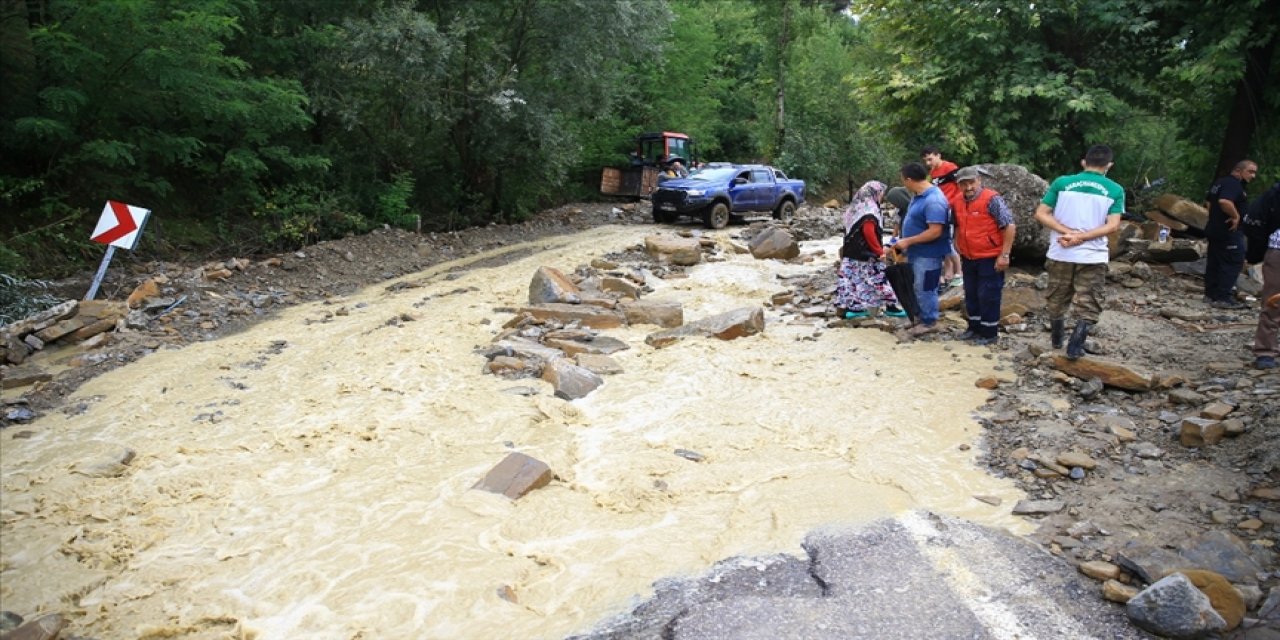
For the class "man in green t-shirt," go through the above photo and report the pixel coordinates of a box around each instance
[1033,144,1125,359]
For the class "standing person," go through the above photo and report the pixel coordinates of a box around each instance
[891,162,952,335]
[922,145,964,289]
[1246,181,1280,369]
[835,181,904,319]
[1033,144,1125,359]
[1203,160,1259,308]
[952,166,1016,345]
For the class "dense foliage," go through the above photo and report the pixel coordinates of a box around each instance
[1,0,1275,277]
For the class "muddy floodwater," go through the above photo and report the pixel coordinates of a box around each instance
[0,225,1028,639]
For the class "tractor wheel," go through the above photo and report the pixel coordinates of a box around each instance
[703,202,731,229]
[774,199,796,223]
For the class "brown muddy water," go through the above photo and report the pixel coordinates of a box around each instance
[0,225,1027,639]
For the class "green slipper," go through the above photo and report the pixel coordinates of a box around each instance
[843,310,869,319]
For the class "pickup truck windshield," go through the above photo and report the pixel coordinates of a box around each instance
[687,168,737,182]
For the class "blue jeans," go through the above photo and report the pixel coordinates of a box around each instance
[910,254,943,325]
[962,257,1005,338]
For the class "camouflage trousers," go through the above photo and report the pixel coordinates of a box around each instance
[1045,259,1107,323]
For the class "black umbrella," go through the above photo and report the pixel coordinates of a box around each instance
[884,261,922,323]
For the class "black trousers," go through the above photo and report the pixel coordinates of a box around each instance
[1204,229,1245,302]
[962,257,1005,339]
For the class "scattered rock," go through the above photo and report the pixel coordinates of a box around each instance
[645,307,765,348]
[674,448,705,462]
[1180,417,1225,448]
[1,364,53,390]
[973,495,1003,506]
[575,353,623,375]
[473,452,553,500]
[541,358,604,400]
[975,376,1000,389]
[619,300,683,328]
[528,266,582,304]
[1199,402,1234,420]
[1012,499,1065,515]
[645,235,702,266]
[1051,355,1151,391]
[1080,560,1122,581]
[1169,388,1209,406]
[1116,541,1189,584]
[748,227,800,260]
[1180,569,1246,631]
[1057,452,1098,470]
[1126,573,1227,639]
[1179,531,1264,584]
[515,303,624,329]
[1104,579,1140,603]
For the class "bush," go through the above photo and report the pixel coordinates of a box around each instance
[0,273,63,325]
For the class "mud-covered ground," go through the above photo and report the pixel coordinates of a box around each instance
[3,202,1279,636]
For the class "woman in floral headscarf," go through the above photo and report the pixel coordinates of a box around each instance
[835,180,905,319]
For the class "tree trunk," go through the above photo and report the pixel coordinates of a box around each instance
[1213,29,1276,179]
[774,0,790,155]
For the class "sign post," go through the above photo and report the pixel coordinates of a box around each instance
[85,200,151,301]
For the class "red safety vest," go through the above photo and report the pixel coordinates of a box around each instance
[955,188,1005,260]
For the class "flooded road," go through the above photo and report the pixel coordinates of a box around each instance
[0,225,1026,639]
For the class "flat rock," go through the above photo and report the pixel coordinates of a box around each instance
[473,452,553,500]
[516,303,624,329]
[1012,499,1064,515]
[646,307,765,348]
[747,227,800,260]
[1127,573,1226,639]
[1116,541,1190,584]
[1,364,53,390]
[528,266,582,304]
[1179,531,1264,584]
[620,300,683,328]
[1057,452,1098,470]
[600,276,641,299]
[1200,402,1234,420]
[1051,355,1151,391]
[541,358,604,400]
[575,353,623,375]
[1169,388,1208,405]
[645,235,702,266]
[1181,417,1225,448]
[1104,579,1140,603]
[33,316,88,342]
[1,299,76,337]
[1155,194,1209,230]
[542,335,629,357]
[1080,560,1121,581]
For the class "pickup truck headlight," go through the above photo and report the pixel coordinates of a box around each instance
[685,189,706,197]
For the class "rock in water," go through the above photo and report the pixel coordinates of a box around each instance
[528,266,582,304]
[1,613,66,640]
[644,235,702,266]
[541,358,604,400]
[1126,573,1226,639]
[748,227,800,260]
[473,452,553,500]
[973,163,1049,260]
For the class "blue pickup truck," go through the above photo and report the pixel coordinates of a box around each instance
[651,164,806,229]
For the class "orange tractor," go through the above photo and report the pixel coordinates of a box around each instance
[600,131,695,198]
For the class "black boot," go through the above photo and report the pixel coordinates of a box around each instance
[1066,320,1092,360]
[1051,318,1065,349]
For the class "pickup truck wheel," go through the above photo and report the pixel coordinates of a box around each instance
[652,206,673,224]
[703,202,730,229]
[774,200,796,223]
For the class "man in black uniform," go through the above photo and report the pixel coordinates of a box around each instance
[1204,160,1259,308]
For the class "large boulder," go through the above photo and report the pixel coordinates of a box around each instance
[1126,573,1227,639]
[748,227,800,260]
[974,163,1049,260]
[645,235,702,266]
[528,266,582,304]
[1155,194,1209,231]
[645,307,765,348]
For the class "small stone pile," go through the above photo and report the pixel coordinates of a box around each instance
[2,299,128,389]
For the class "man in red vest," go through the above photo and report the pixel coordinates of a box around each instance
[953,166,1017,344]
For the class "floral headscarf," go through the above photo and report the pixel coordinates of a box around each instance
[843,180,887,233]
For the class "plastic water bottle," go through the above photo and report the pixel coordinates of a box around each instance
[1157,225,1169,243]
